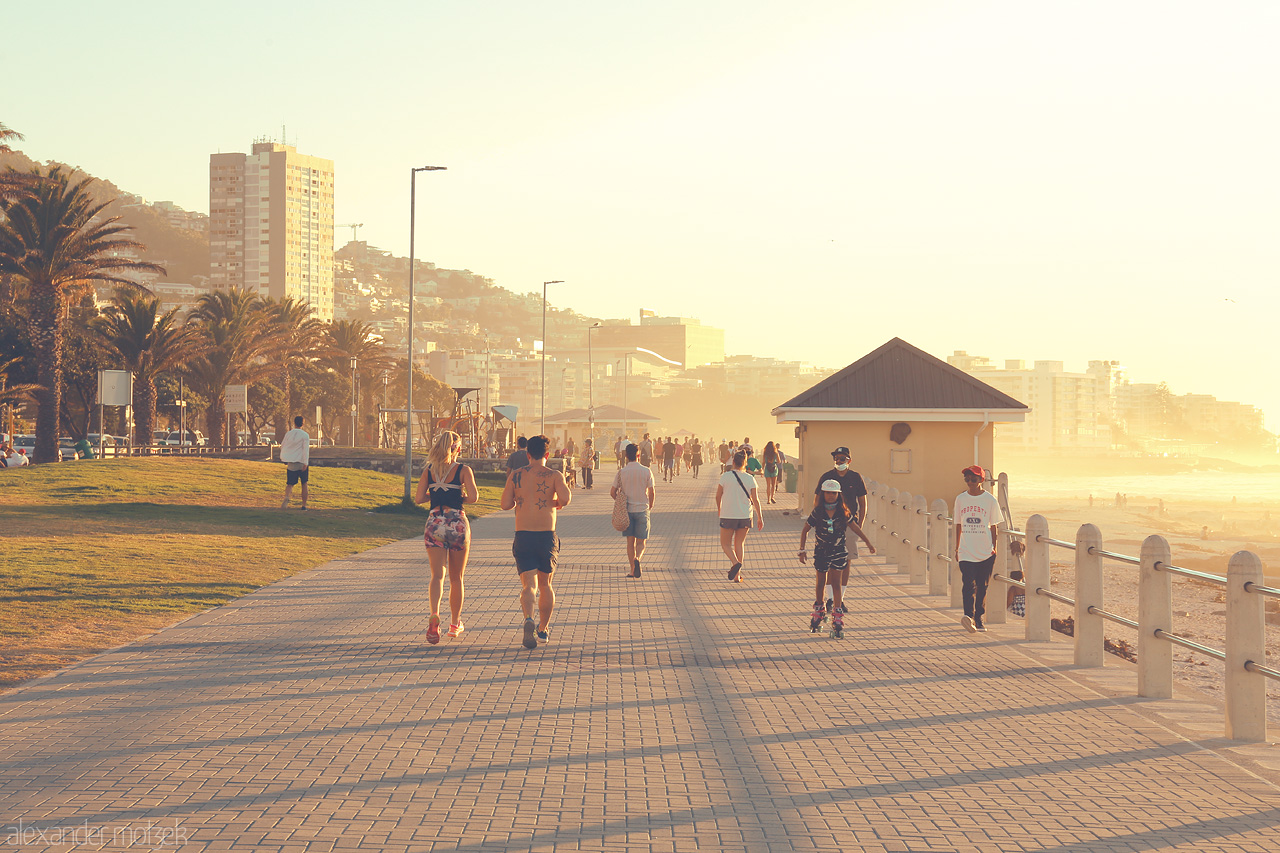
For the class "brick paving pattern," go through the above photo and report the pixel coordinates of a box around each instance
[1,466,1277,851]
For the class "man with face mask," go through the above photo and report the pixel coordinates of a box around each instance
[812,446,868,610]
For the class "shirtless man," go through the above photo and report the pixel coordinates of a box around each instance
[500,434,572,649]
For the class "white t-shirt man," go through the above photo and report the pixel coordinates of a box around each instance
[613,460,655,513]
[953,489,1002,563]
[279,427,311,468]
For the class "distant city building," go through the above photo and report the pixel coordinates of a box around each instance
[592,315,725,368]
[209,141,334,321]
[948,352,1113,451]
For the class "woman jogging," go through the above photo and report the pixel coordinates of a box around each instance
[798,480,874,638]
[761,441,781,504]
[715,449,764,582]
[415,430,479,643]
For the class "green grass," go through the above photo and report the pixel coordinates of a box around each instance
[0,457,502,689]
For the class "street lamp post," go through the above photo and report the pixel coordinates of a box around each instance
[350,356,357,448]
[404,165,447,503]
[587,322,600,451]
[621,346,682,448]
[539,280,563,436]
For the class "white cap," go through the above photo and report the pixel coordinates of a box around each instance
[821,479,842,493]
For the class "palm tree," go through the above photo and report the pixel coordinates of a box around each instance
[326,319,396,445]
[262,297,329,439]
[89,288,203,450]
[0,356,40,435]
[0,166,162,462]
[0,122,36,205]
[184,287,283,446]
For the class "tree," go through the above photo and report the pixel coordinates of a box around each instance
[326,319,396,445]
[184,287,283,446]
[0,166,162,462]
[261,297,329,439]
[0,122,36,205]
[90,287,203,449]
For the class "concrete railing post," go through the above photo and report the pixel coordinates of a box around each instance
[986,519,1008,625]
[865,481,878,550]
[1074,523,1104,667]
[898,491,912,574]
[1226,551,1267,742]
[911,494,928,585]
[1138,535,1173,699]
[879,487,891,559]
[886,488,900,570]
[948,511,962,609]
[1024,514,1051,642]
[929,498,950,596]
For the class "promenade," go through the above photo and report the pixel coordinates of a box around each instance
[1,469,1278,852]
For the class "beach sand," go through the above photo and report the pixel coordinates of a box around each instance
[1001,487,1280,726]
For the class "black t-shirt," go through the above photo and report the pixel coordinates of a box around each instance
[506,449,529,471]
[806,508,850,557]
[662,442,676,462]
[813,468,867,520]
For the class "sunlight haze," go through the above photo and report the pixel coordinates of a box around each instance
[5,0,1277,427]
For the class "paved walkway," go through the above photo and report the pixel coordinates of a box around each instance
[1,468,1278,852]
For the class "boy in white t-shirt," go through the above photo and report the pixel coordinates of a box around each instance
[953,465,1003,633]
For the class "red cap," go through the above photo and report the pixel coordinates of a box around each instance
[961,465,985,479]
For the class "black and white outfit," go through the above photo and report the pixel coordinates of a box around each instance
[812,468,867,551]
[805,509,849,575]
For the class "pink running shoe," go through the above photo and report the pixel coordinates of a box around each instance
[426,616,441,645]
[447,622,464,638]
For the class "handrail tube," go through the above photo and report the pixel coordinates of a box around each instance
[1036,587,1075,607]
[1243,661,1280,682]
[1243,582,1280,600]
[1154,629,1227,662]
[935,554,952,563]
[1038,536,1077,550]
[1087,546,1141,565]
[1155,562,1226,585]
[1006,529,1027,539]
[997,575,1026,589]
[1086,606,1138,630]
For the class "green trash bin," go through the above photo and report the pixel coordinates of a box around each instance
[783,462,798,493]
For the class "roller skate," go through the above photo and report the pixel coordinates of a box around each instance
[809,601,825,633]
[829,608,845,639]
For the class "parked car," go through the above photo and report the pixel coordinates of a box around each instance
[11,435,36,457]
[58,438,79,460]
[165,430,207,447]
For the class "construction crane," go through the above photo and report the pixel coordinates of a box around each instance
[339,223,364,243]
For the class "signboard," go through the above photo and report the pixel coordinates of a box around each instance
[97,370,132,407]
[225,384,248,414]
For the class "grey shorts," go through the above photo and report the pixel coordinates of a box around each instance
[624,510,650,539]
[513,531,560,575]
[719,517,751,530]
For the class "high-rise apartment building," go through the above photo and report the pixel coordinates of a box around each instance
[209,141,335,321]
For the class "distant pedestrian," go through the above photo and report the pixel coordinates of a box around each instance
[716,449,763,582]
[506,436,530,472]
[639,433,653,468]
[580,439,596,489]
[279,416,310,510]
[744,446,762,477]
[612,442,656,578]
[415,430,479,643]
[740,437,753,457]
[661,437,677,482]
[762,442,781,504]
[501,435,571,648]
[690,438,704,479]
[718,440,731,473]
[812,446,868,609]
[799,480,875,636]
[954,465,1002,633]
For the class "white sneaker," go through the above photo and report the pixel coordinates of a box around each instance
[962,615,977,633]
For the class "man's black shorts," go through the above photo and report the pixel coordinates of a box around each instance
[286,465,309,486]
[513,530,559,574]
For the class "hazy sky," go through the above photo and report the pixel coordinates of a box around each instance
[6,1,1279,429]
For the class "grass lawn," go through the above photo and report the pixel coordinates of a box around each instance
[0,457,503,690]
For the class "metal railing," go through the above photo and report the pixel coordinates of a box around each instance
[864,475,1275,743]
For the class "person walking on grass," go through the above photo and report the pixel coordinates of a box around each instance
[954,465,1002,633]
[799,480,875,637]
[415,430,479,644]
[279,416,310,510]
[716,449,763,582]
[612,442,655,578]
[501,435,572,649]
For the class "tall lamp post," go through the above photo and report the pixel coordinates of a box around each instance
[587,322,600,450]
[621,346,682,443]
[349,356,357,448]
[404,165,447,503]
[539,279,563,436]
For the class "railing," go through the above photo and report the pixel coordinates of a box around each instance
[864,476,1274,743]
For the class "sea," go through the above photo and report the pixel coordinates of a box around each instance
[1007,472,1280,506]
